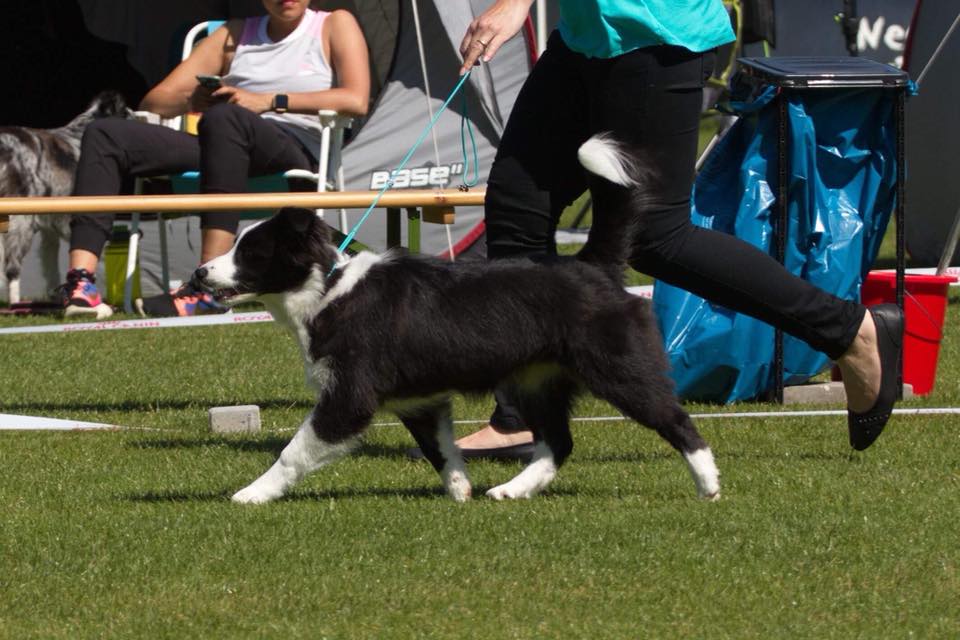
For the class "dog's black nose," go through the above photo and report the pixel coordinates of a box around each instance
[190,267,210,292]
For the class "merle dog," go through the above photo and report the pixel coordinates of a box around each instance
[0,91,129,303]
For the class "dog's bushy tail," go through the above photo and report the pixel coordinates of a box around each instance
[577,134,644,189]
[574,133,656,275]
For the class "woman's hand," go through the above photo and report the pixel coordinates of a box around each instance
[211,86,274,114]
[459,0,534,75]
[188,86,222,112]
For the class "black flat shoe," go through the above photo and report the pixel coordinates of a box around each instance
[406,442,535,463]
[848,303,904,450]
[460,443,535,462]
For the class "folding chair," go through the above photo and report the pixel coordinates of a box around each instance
[122,20,352,312]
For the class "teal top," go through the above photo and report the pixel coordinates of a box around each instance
[558,0,736,59]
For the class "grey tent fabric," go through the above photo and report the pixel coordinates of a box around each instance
[13,1,533,299]
[337,0,530,255]
[903,4,960,265]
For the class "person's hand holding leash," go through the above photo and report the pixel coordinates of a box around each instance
[459,0,534,74]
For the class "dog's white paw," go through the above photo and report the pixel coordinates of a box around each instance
[231,483,280,505]
[444,471,472,503]
[684,448,720,503]
[485,483,534,501]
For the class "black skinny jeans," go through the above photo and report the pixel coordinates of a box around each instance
[487,33,865,430]
[70,103,314,256]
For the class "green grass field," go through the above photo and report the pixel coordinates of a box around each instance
[2,244,960,637]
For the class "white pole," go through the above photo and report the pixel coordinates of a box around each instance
[536,0,547,55]
[915,10,960,86]
[411,0,455,258]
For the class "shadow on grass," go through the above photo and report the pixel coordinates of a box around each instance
[128,437,405,456]
[128,438,536,466]
[716,449,852,462]
[129,436,288,454]
[135,435,822,466]
[572,450,675,464]
[122,485,449,502]
[121,483,583,503]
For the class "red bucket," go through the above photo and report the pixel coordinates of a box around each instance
[860,271,957,395]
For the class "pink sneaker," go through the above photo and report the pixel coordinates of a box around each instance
[58,268,113,319]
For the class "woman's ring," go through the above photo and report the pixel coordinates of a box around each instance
[477,39,489,47]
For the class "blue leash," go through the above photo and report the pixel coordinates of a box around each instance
[331,70,479,270]
[460,87,480,188]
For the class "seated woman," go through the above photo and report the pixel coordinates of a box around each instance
[60,0,369,318]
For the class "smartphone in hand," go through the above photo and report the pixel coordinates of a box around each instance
[196,74,223,89]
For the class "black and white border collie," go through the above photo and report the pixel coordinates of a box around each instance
[195,134,720,504]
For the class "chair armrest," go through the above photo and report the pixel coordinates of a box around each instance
[132,110,182,131]
[131,110,161,125]
[317,109,353,130]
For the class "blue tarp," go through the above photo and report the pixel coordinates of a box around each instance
[653,84,899,403]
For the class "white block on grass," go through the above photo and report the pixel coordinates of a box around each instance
[209,405,261,434]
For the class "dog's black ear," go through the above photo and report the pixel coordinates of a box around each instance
[276,207,316,234]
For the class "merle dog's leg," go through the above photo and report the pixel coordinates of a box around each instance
[232,387,374,504]
[575,304,720,500]
[398,399,471,502]
[38,225,63,298]
[2,216,33,305]
[487,376,576,500]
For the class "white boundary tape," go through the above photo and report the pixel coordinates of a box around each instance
[0,413,121,430]
[7,405,959,433]
[0,287,656,337]
[369,406,960,427]
[691,407,960,419]
[577,407,960,420]
[0,310,274,336]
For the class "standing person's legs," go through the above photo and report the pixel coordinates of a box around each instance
[484,34,590,261]
[587,46,897,445]
[589,46,864,360]
[455,33,591,454]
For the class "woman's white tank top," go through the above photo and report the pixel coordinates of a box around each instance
[224,9,335,158]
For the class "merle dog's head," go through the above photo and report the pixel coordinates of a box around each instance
[86,90,130,119]
[194,208,339,305]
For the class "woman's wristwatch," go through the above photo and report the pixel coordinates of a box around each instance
[271,94,289,113]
